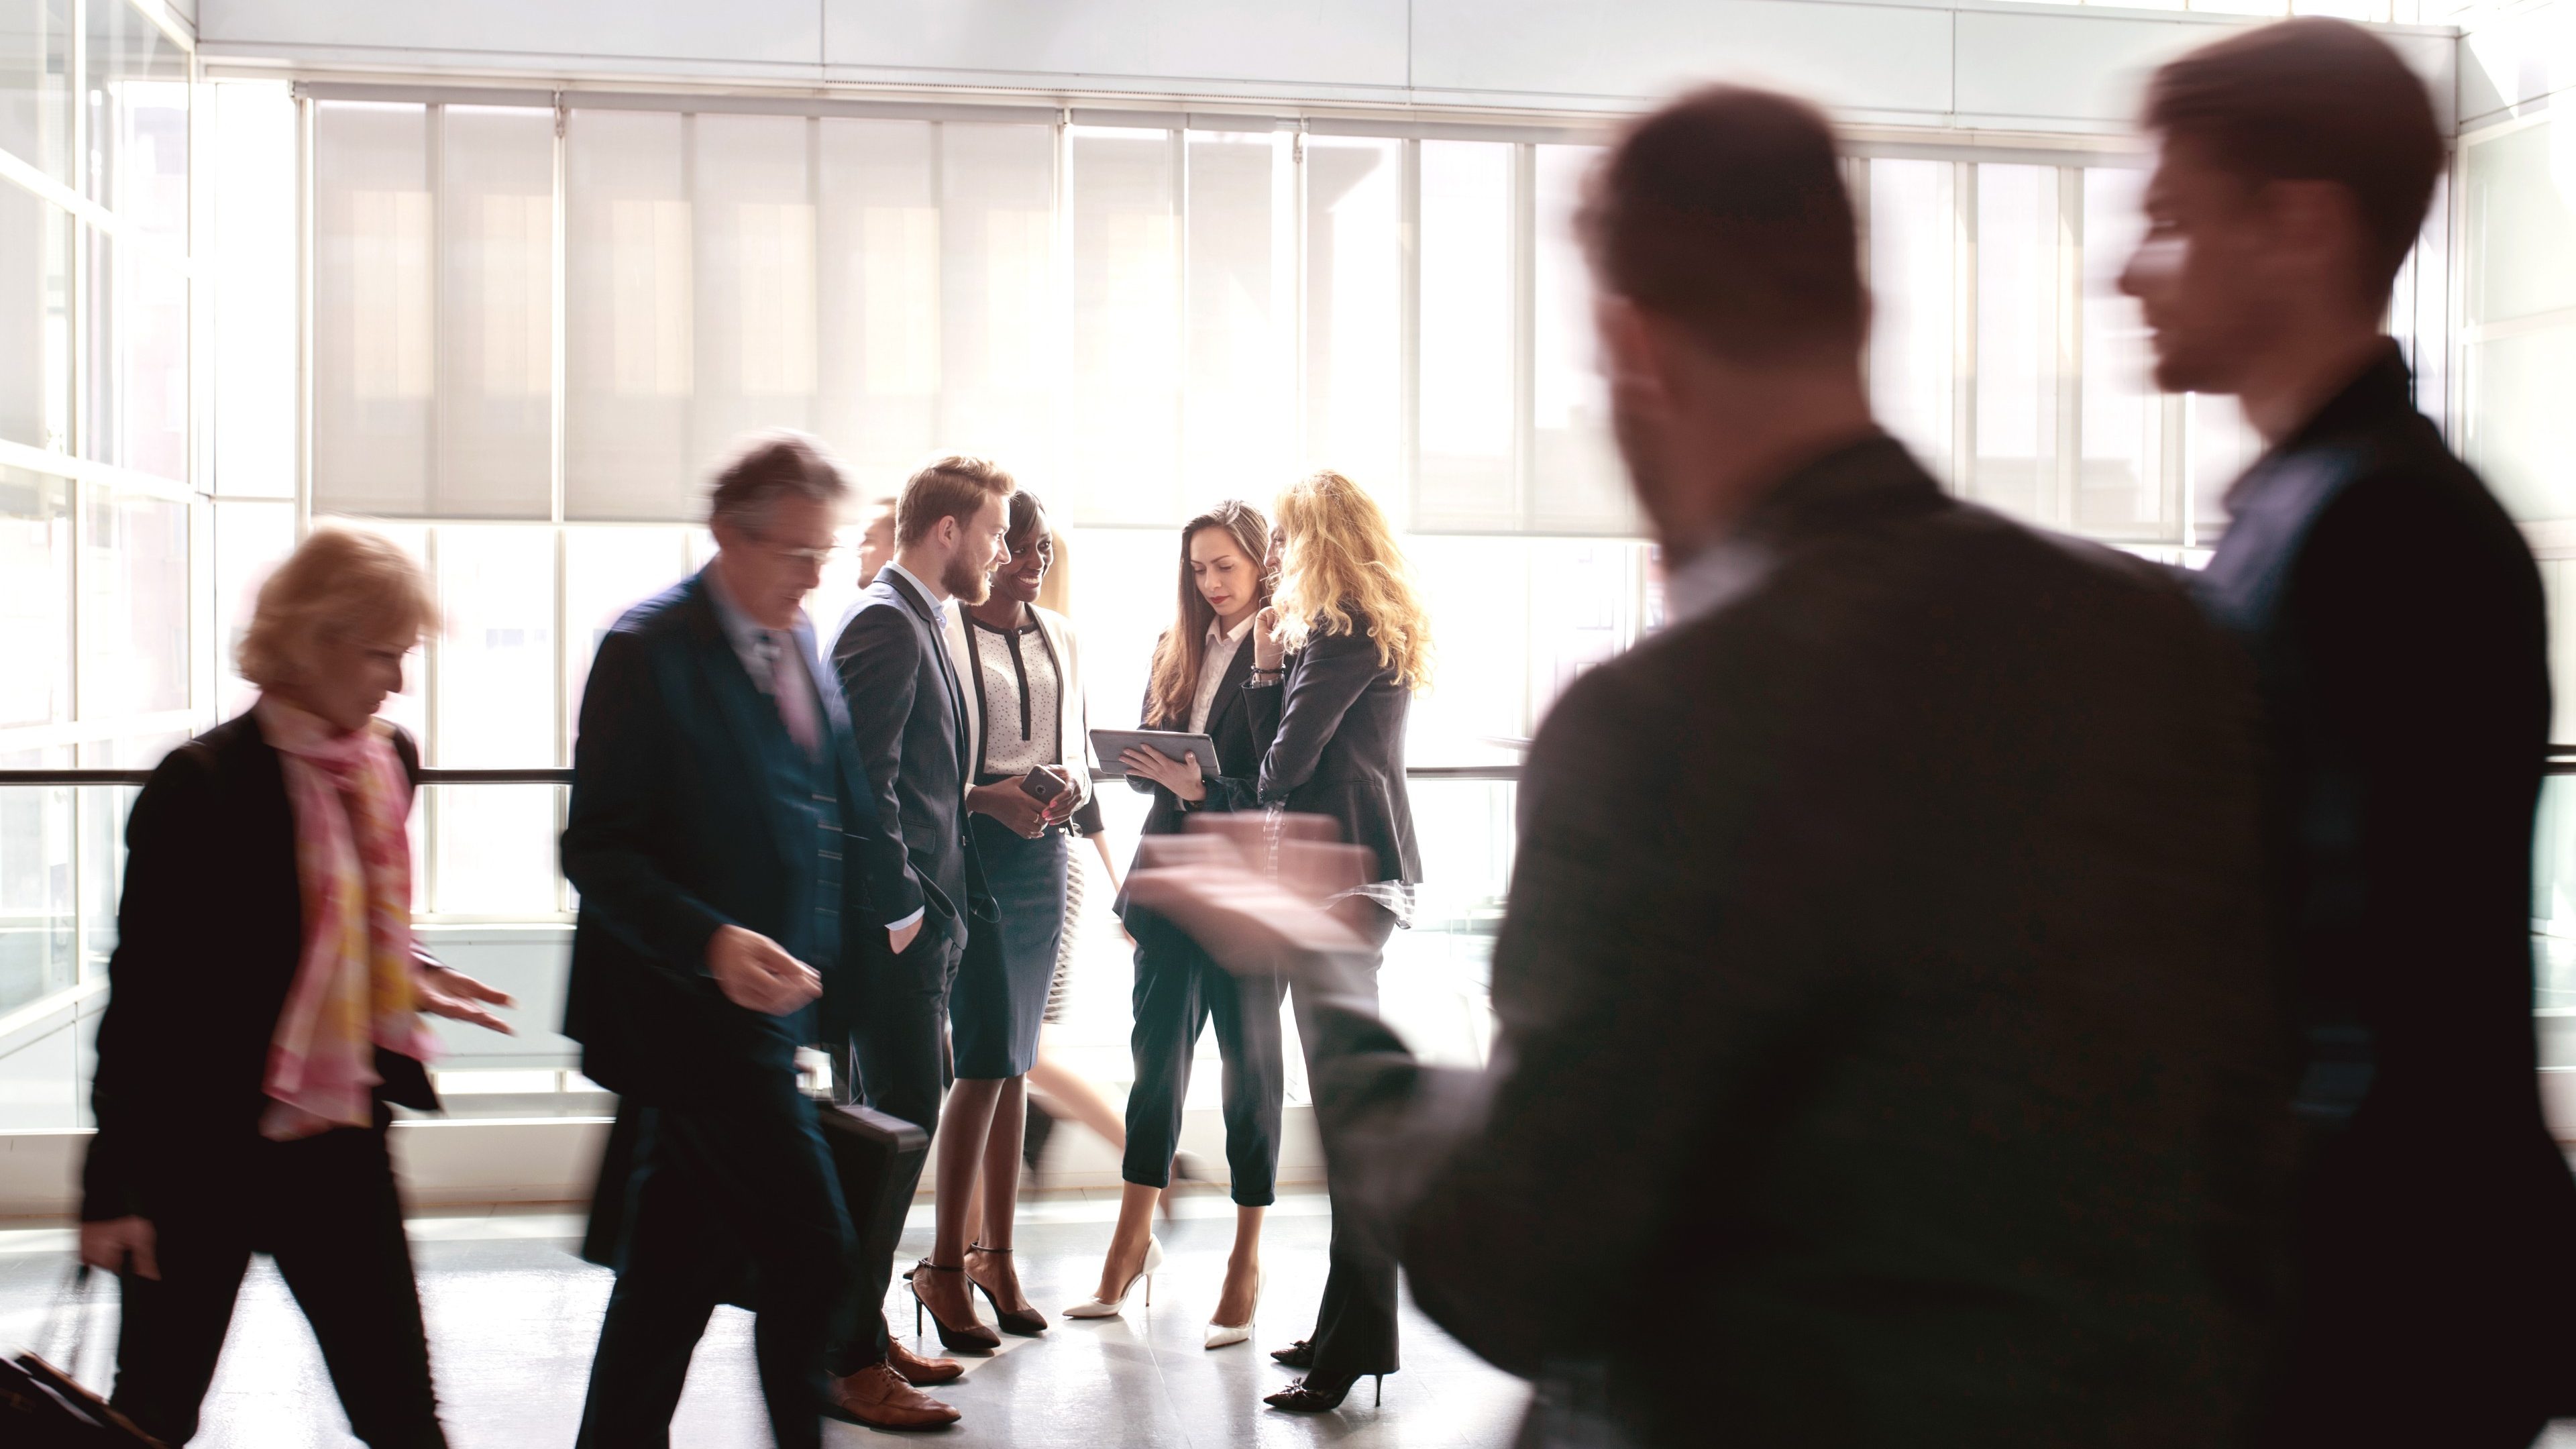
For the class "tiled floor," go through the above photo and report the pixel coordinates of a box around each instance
[0,1189,1531,1448]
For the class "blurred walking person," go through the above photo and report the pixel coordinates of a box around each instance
[561,433,918,1447]
[2123,20,2576,1444]
[82,527,517,1448]
[1129,85,2291,1447]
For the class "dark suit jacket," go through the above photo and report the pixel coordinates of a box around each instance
[1242,607,1422,885]
[559,569,908,1110]
[1305,435,2290,1446]
[83,713,439,1222]
[830,566,986,946]
[1129,631,1265,842]
[2192,343,2576,1415]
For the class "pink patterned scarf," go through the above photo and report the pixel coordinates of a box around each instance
[254,696,436,1140]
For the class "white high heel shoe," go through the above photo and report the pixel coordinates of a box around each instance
[1203,1269,1264,1350]
[1063,1236,1163,1319]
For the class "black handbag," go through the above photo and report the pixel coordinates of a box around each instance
[0,1265,165,1446]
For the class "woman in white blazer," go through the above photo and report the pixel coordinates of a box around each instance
[922,487,1096,1338]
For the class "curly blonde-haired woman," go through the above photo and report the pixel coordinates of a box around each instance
[80,527,515,1448]
[1244,469,1429,1413]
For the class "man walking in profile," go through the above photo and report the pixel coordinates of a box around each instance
[559,432,918,1449]
[2122,20,2576,1444]
[824,455,1013,1426]
[1128,85,2292,1448]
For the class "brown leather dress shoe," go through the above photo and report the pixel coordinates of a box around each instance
[828,1362,960,1430]
[888,1337,964,1387]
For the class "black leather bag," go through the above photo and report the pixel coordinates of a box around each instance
[816,1100,930,1267]
[0,1265,165,1446]
[578,1093,928,1314]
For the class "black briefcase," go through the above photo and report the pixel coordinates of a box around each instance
[816,1100,930,1261]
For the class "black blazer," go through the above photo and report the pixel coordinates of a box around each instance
[559,570,909,1110]
[83,712,439,1222]
[1306,435,2290,1446]
[1242,607,1421,886]
[2193,343,2576,1411]
[830,567,986,945]
[1130,629,1265,841]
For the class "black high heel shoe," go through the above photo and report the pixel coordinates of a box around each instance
[964,1244,1048,1336]
[1264,1372,1384,1412]
[1270,1339,1314,1368]
[909,1260,1002,1352]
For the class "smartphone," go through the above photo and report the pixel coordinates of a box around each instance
[1019,765,1067,804]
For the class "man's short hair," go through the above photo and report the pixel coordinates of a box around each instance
[896,456,1015,547]
[1576,85,1864,365]
[707,431,851,533]
[2144,17,2440,297]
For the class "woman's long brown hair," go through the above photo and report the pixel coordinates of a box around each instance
[1144,500,1271,727]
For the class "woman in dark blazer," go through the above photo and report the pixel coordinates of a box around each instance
[1070,500,1284,1350]
[79,527,513,1449]
[1240,469,1428,1413]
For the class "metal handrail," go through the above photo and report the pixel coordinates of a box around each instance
[0,764,1526,788]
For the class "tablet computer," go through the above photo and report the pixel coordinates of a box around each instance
[1091,728,1223,777]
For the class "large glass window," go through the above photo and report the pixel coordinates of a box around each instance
[83,0,184,238]
[0,467,69,730]
[1972,164,2063,525]
[2463,118,2576,525]
[1301,135,1399,490]
[0,180,70,453]
[565,109,690,519]
[1415,140,1514,529]
[816,119,938,492]
[1183,129,1293,513]
[78,485,186,719]
[211,80,294,498]
[1067,126,1177,519]
[0,0,72,187]
[2078,166,2169,540]
[1532,144,1629,535]
[0,1,197,1049]
[1868,160,1958,482]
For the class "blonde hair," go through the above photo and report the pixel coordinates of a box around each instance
[236,527,439,690]
[1272,471,1431,691]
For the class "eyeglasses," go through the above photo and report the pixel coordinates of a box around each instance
[753,535,843,568]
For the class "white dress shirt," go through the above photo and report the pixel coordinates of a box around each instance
[1189,614,1257,735]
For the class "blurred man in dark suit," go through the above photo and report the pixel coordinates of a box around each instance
[560,433,919,1449]
[1131,85,2292,1447]
[2122,20,2576,1445]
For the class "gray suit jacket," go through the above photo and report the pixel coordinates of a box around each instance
[1309,434,2292,1447]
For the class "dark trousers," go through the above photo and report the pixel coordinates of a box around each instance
[111,1120,445,1449]
[575,1084,853,1449]
[1293,898,1402,1383]
[837,923,959,1372]
[1121,907,1288,1205]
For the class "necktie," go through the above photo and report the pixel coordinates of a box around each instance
[763,631,822,757]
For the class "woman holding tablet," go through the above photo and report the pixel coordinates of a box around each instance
[1069,499,1283,1349]
[1241,469,1429,1413]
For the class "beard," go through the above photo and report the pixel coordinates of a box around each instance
[943,551,992,606]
